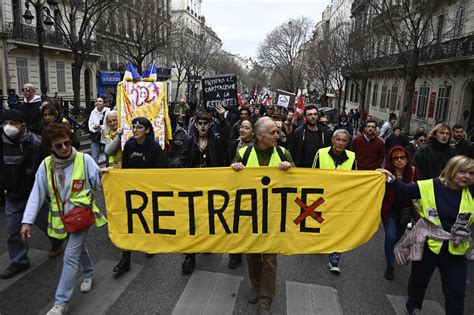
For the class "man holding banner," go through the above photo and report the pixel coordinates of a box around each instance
[231,117,294,315]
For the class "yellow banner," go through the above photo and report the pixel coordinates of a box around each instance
[102,168,385,254]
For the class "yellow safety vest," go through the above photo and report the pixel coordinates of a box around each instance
[417,179,473,255]
[45,152,107,239]
[239,146,285,167]
[104,133,122,168]
[313,147,356,170]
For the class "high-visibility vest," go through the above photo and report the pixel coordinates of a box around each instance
[45,152,107,239]
[238,146,285,167]
[417,179,473,255]
[314,147,356,170]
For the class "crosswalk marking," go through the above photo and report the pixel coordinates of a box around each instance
[39,260,143,315]
[0,248,49,292]
[387,294,444,315]
[172,270,243,315]
[286,281,343,315]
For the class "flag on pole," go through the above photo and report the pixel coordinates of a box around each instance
[237,93,244,106]
[123,63,142,81]
[142,62,157,81]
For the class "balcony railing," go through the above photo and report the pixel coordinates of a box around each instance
[345,34,474,75]
[5,22,101,54]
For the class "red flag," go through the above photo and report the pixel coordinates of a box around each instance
[297,95,305,111]
[266,94,271,105]
[237,93,244,106]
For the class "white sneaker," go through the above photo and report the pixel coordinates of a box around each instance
[329,262,341,275]
[46,304,68,315]
[80,277,93,293]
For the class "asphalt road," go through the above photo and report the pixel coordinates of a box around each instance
[0,206,473,315]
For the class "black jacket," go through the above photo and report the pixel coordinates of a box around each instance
[0,130,44,200]
[289,123,331,167]
[413,141,455,180]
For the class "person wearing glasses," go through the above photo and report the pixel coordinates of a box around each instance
[20,123,108,315]
[18,83,42,132]
[180,106,229,275]
[413,123,455,180]
[112,117,168,275]
[380,146,418,281]
[350,119,385,170]
[0,110,63,279]
[407,132,427,160]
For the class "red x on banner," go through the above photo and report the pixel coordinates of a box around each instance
[293,197,325,225]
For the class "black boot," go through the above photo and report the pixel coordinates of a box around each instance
[228,254,242,269]
[182,254,196,275]
[113,251,131,274]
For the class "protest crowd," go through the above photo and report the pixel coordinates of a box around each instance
[0,82,473,315]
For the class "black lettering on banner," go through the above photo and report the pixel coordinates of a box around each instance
[152,191,176,235]
[272,188,298,232]
[233,189,258,234]
[261,176,271,234]
[179,191,203,235]
[208,190,231,235]
[125,190,150,234]
[300,188,324,233]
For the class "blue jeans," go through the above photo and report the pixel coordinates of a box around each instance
[55,228,94,304]
[329,252,341,265]
[383,217,406,267]
[90,141,103,164]
[4,197,54,266]
[406,243,466,315]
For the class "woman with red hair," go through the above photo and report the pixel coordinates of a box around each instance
[381,146,418,280]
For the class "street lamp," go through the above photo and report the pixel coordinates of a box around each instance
[22,0,59,96]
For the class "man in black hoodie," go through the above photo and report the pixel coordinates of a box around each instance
[289,104,331,167]
[18,83,42,133]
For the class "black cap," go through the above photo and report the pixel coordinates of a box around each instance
[2,109,26,123]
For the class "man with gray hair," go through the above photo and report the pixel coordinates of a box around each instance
[231,116,294,315]
[312,128,357,275]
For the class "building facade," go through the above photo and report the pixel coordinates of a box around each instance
[1,0,99,102]
[346,0,474,133]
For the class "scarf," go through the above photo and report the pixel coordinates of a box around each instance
[237,138,255,151]
[51,147,77,187]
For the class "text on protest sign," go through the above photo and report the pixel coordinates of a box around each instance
[102,168,385,254]
[202,75,238,109]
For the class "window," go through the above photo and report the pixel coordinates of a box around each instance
[56,61,66,93]
[435,82,451,122]
[354,83,359,103]
[380,85,388,109]
[453,6,464,38]
[417,84,430,118]
[389,85,398,111]
[349,83,355,102]
[436,15,444,41]
[371,83,379,107]
[16,57,29,91]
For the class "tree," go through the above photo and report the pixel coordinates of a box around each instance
[53,0,117,107]
[368,0,446,133]
[258,17,312,93]
[107,0,176,73]
[170,27,220,102]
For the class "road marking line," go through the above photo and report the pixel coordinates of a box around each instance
[172,270,243,315]
[387,294,444,315]
[0,248,49,292]
[286,281,343,315]
[39,260,143,315]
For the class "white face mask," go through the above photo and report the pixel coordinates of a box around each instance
[3,124,20,138]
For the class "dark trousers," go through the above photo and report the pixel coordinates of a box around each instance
[406,243,467,315]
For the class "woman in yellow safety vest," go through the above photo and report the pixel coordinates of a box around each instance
[378,155,473,315]
[20,123,108,315]
[102,110,123,168]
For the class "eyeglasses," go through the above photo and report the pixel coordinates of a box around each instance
[22,88,33,92]
[392,156,407,161]
[131,124,145,131]
[418,139,426,143]
[53,140,71,150]
[196,121,209,127]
